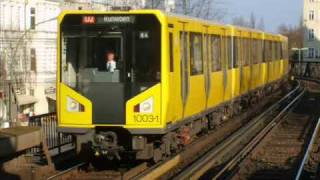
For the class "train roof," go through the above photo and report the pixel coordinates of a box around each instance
[59,9,286,39]
[163,11,282,37]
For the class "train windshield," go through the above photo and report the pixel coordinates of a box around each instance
[60,14,161,92]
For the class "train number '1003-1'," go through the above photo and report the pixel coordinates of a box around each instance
[134,115,160,123]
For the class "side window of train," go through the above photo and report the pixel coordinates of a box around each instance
[252,39,258,64]
[281,42,284,59]
[263,40,267,62]
[233,37,237,68]
[180,32,187,64]
[248,38,252,65]
[278,42,282,60]
[233,37,241,68]
[227,37,232,69]
[258,39,263,63]
[243,38,249,66]
[269,41,273,61]
[211,36,221,72]
[264,40,271,62]
[169,33,174,72]
[211,35,221,72]
[190,33,203,75]
[272,41,276,61]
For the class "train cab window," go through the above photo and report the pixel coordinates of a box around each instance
[61,31,125,87]
[211,35,221,72]
[60,14,161,94]
[169,33,174,72]
[190,33,203,75]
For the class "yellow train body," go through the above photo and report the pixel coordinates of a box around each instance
[57,10,288,137]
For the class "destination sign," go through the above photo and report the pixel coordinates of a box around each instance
[96,16,136,24]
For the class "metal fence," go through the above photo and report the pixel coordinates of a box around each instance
[28,113,75,155]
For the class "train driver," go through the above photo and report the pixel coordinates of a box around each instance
[105,51,117,72]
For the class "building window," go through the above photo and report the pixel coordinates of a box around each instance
[30,48,36,72]
[30,88,34,96]
[309,29,315,40]
[30,7,35,30]
[308,48,315,58]
[309,10,315,20]
[17,6,21,31]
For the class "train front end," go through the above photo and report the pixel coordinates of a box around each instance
[57,10,168,160]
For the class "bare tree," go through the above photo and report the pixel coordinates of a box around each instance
[146,0,226,21]
[249,12,256,29]
[257,17,265,31]
[232,13,266,31]
[232,16,249,27]
[277,19,304,59]
[182,0,226,21]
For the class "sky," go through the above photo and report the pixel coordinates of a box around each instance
[224,0,303,33]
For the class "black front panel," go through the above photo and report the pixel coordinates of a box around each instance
[81,83,125,124]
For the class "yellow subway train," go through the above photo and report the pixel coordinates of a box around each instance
[57,10,289,161]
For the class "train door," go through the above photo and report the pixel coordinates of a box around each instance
[203,27,211,108]
[167,25,179,123]
[180,24,190,117]
[249,35,254,90]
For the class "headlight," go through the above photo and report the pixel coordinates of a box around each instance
[67,97,84,112]
[134,97,154,113]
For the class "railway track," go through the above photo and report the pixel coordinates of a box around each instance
[211,81,320,180]
[171,81,305,180]
[295,117,320,180]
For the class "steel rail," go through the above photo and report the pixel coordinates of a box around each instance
[173,82,303,180]
[294,117,320,180]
